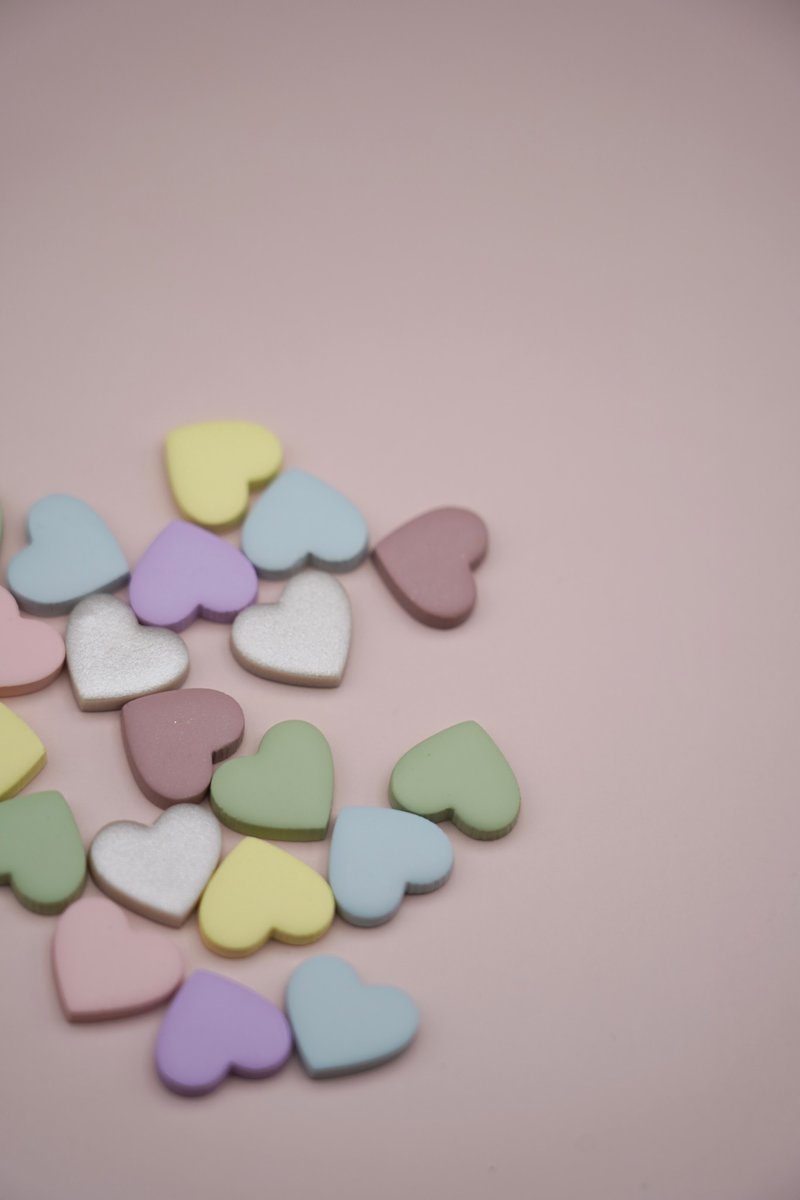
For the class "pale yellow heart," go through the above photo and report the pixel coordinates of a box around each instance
[165,420,283,530]
[0,703,46,800]
[198,838,334,957]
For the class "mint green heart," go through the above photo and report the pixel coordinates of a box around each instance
[210,721,333,840]
[0,790,86,913]
[389,721,521,840]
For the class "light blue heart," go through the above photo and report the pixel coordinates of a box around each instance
[285,955,419,1078]
[241,469,368,578]
[328,807,454,926]
[7,495,129,615]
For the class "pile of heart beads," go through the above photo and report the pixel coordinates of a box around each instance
[0,420,520,1095]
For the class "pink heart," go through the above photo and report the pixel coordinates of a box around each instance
[0,586,65,696]
[52,896,184,1022]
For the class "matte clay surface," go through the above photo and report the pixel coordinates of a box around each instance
[373,507,488,628]
[89,805,222,927]
[6,494,129,615]
[0,790,86,913]
[390,721,521,839]
[242,468,369,578]
[155,970,293,1096]
[129,520,258,630]
[286,956,419,1079]
[0,587,65,696]
[2,6,800,1200]
[199,838,335,957]
[121,689,245,807]
[0,702,46,800]
[53,897,184,1022]
[66,594,189,711]
[328,807,453,927]
[165,421,283,530]
[210,721,333,840]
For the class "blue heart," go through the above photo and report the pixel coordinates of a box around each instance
[241,469,368,578]
[328,807,453,926]
[285,956,419,1078]
[7,495,129,615]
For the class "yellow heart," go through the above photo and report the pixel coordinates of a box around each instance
[198,838,334,957]
[165,420,283,530]
[0,703,46,800]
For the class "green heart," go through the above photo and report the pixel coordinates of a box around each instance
[210,720,333,840]
[389,721,521,840]
[0,790,86,913]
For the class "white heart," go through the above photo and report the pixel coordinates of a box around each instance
[89,805,221,927]
[231,570,352,687]
[66,594,189,711]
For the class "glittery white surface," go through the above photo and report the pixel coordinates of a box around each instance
[89,804,221,926]
[231,569,352,687]
[66,594,189,711]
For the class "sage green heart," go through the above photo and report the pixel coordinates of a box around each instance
[0,790,87,913]
[389,721,520,840]
[210,720,333,840]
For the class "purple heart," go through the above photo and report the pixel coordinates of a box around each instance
[129,521,258,630]
[155,970,293,1096]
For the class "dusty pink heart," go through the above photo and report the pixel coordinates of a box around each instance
[0,586,65,696]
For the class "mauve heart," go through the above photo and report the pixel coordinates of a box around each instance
[372,507,488,628]
[0,587,65,696]
[121,689,245,808]
[129,520,258,631]
[155,970,293,1096]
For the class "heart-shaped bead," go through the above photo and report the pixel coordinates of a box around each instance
[286,956,419,1078]
[328,807,453,927]
[165,420,283,530]
[0,702,46,800]
[199,837,334,957]
[0,790,86,913]
[0,587,65,696]
[241,469,369,578]
[155,970,292,1096]
[390,721,521,839]
[52,897,183,1022]
[129,521,257,631]
[89,805,222,927]
[7,494,129,615]
[121,689,244,808]
[231,570,352,688]
[372,507,488,628]
[66,594,189,711]
[210,720,333,840]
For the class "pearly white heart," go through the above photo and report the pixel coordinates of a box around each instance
[231,570,352,688]
[89,805,221,927]
[66,594,189,711]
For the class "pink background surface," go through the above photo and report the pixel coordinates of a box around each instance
[2,2,800,1197]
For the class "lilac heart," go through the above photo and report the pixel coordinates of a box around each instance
[129,521,258,631]
[155,970,293,1096]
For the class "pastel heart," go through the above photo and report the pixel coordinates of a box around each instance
[199,837,334,958]
[328,807,453,927]
[52,897,183,1022]
[210,720,333,840]
[0,587,65,696]
[231,570,351,688]
[0,790,86,913]
[390,721,521,839]
[66,594,189,711]
[155,970,292,1096]
[129,521,258,631]
[89,805,222,927]
[0,702,46,800]
[121,688,244,808]
[166,420,283,530]
[372,507,488,628]
[7,494,129,615]
[286,956,419,1079]
[241,469,369,578]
